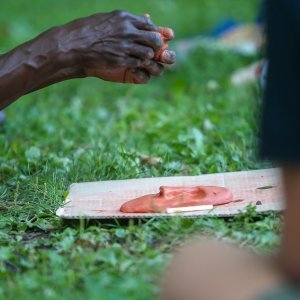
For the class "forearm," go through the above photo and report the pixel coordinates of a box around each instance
[279,166,300,283]
[27,66,84,94]
[0,28,70,109]
[0,11,175,109]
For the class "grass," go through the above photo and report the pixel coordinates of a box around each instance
[0,0,281,299]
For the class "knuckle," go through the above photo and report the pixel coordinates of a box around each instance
[137,71,150,83]
[120,40,130,49]
[118,21,136,37]
[147,48,155,59]
[113,10,129,18]
[140,15,157,31]
[143,16,153,27]
[142,74,150,83]
[132,58,142,67]
[156,64,164,76]
[147,62,164,76]
[121,24,133,37]
[140,48,154,59]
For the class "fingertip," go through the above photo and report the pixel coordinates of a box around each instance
[161,50,176,64]
[168,29,175,40]
[167,50,176,60]
[147,48,155,59]
[158,27,175,41]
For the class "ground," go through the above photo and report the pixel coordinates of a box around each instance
[0,1,281,299]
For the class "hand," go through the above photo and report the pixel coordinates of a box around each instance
[155,26,176,63]
[81,22,176,84]
[52,10,169,83]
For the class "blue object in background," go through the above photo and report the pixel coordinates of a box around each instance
[208,0,266,38]
[0,111,5,125]
[208,19,239,38]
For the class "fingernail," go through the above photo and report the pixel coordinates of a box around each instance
[163,50,176,62]
[168,50,176,59]
[158,27,175,41]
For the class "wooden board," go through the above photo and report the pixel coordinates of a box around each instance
[56,168,284,219]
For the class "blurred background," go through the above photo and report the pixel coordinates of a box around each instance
[0,0,258,50]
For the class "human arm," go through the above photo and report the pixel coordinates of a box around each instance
[0,10,175,109]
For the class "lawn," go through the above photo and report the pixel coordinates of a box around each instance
[0,1,281,299]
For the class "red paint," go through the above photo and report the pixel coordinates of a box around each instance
[144,14,175,63]
[120,186,233,213]
[154,27,175,61]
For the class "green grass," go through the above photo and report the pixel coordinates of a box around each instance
[0,1,281,299]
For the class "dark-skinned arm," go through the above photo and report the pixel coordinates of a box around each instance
[0,10,176,110]
[0,29,69,109]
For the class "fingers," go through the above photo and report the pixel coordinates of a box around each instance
[127,68,150,84]
[132,31,163,51]
[126,43,155,60]
[159,50,176,64]
[124,60,164,84]
[141,60,164,77]
[130,14,158,31]
[125,60,164,84]
[158,26,175,41]
[118,56,142,68]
